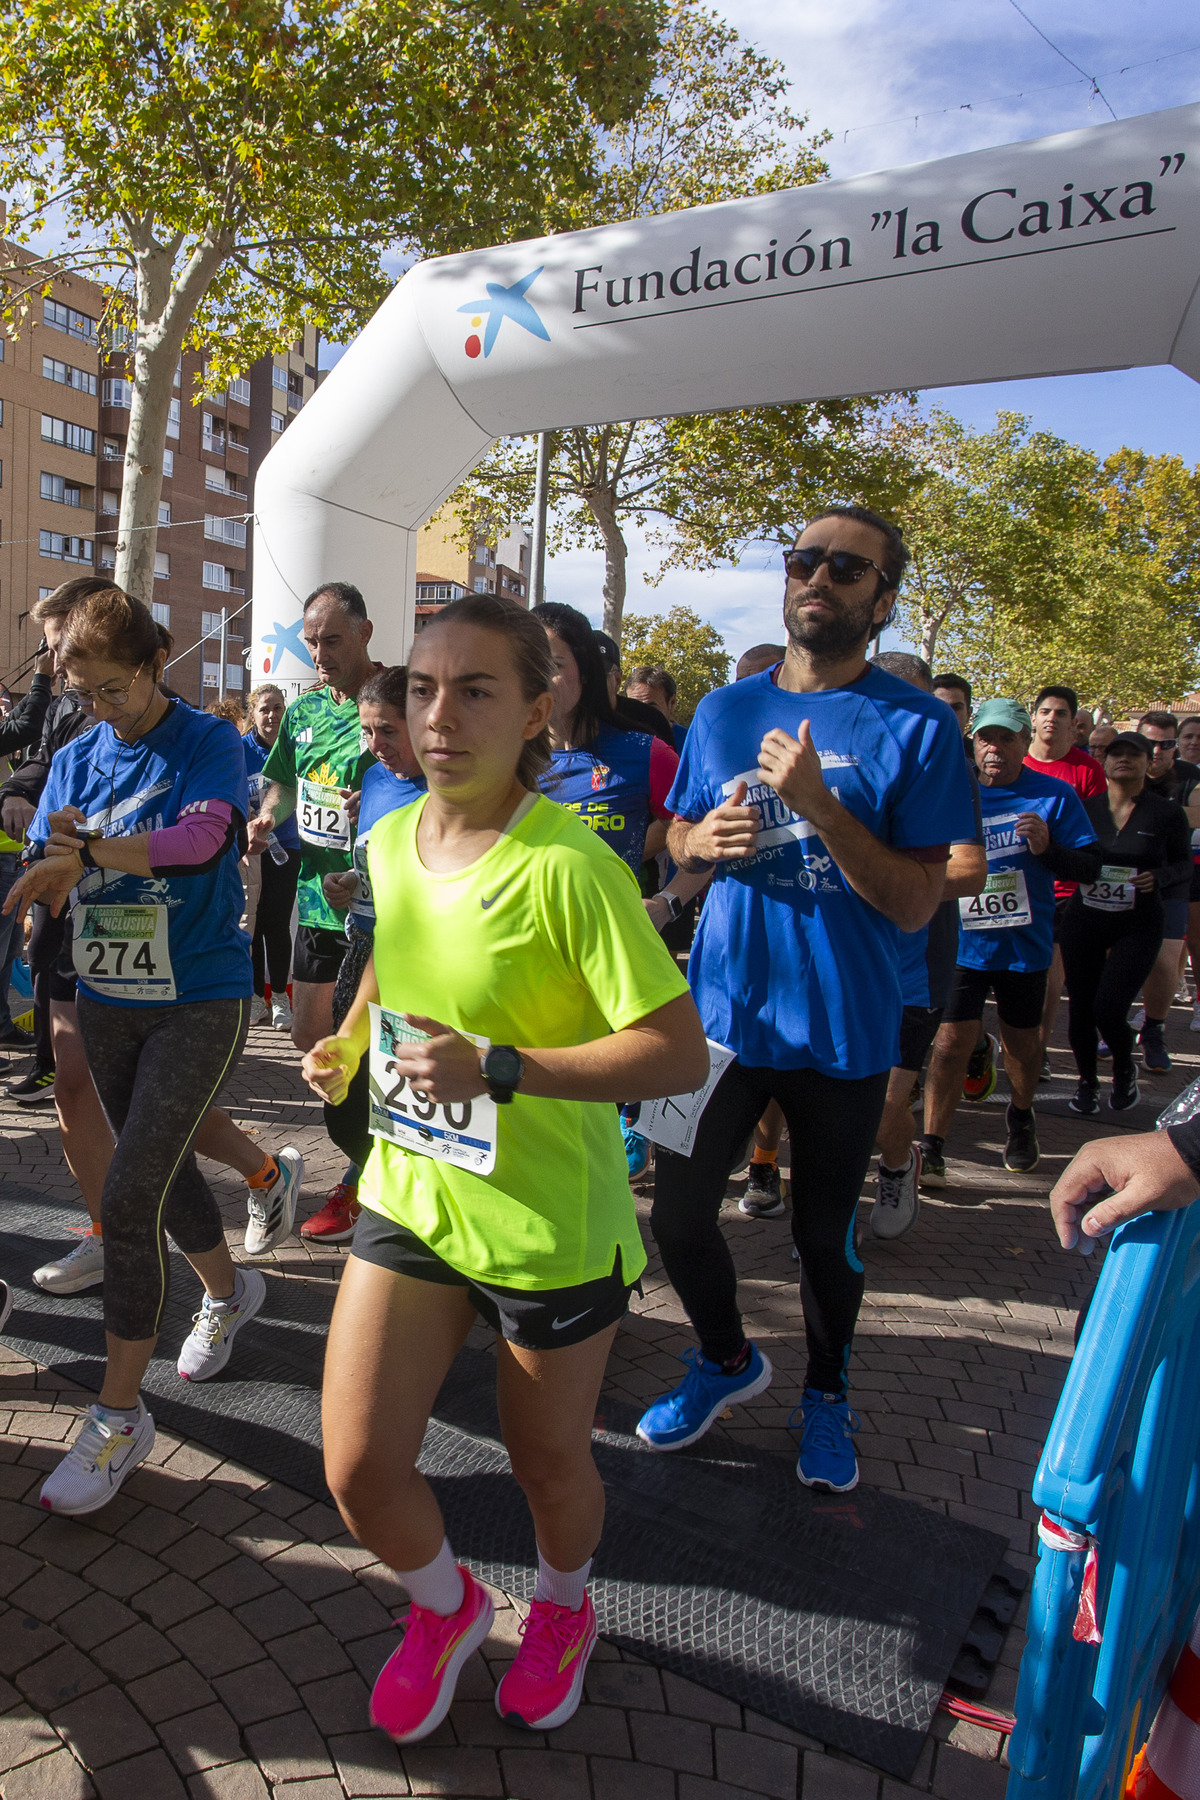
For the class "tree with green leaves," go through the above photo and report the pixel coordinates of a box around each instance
[622,604,729,717]
[0,0,661,603]
[458,0,907,641]
[893,419,1200,710]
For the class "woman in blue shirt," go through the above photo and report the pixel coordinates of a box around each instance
[243,684,301,1031]
[6,588,267,1517]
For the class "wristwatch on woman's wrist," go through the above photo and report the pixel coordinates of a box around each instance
[659,891,683,924]
[480,1044,524,1104]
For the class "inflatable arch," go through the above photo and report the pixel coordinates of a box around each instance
[250,100,1200,678]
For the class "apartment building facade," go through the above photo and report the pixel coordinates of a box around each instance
[0,240,317,706]
[415,507,532,630]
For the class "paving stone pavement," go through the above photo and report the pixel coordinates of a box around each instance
[2,997,1197,1799]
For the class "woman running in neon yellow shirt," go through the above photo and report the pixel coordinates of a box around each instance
[302,596,707,1747]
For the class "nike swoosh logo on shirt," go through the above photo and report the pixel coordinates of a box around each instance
[552,1309,591,1331]
[481,877,516,909]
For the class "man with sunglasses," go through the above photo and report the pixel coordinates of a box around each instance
[636,505,975,1493]
[1133,711,1200,1069]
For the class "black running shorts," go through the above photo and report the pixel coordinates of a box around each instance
[897,1004,943,1074]
[351,1208,638,1349]
[944,965,1048,1031]
[291,923,347,986]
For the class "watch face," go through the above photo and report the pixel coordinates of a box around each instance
[487,1047,523,1087]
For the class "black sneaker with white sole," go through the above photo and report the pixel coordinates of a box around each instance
[1003,1104,1039,1173]
[1110,1064,1140,1112]
[916,1138,947,1187]
[738,1163,787,1219]
[1069,1080,1100,1116]
[9,1066,55,1105]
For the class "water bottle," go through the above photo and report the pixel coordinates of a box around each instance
[267,833,288,866]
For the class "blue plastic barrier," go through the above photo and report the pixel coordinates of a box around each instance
[1006,1194,1200,1799]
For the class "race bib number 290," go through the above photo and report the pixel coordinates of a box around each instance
[298,778,350,850]
[368,1005,497,1174]
[72,903,176,1001]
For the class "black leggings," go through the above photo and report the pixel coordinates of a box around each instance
[650,1060,889,1393]
[77,996,250,1341]
[322,924,373,1171]
[1060,903,1164,1085]
[252,847,301,997]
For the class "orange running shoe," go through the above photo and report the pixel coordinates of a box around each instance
[962,1032,998,1104]
[300,1182,360,1243]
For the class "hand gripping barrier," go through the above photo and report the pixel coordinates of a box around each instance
[1006,1192,1200,1798]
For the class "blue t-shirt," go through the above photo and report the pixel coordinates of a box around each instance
[348,761,426,932]
[32,702,251,1007]
[900,765,985,1008]
[957,767,1097,972]
[243,730,299,851]
[669,665,976,1078]
[541,723,665,873]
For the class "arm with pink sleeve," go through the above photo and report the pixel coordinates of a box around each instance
[147,800,241,876]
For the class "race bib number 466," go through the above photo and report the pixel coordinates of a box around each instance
[72,903,175,1001]
[959,869,1032,931]
[367,1005,497,1174]
[298,778,350,850]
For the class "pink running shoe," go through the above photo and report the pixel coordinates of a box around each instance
[369,1568,493,1743]
[495,1593,598,1729]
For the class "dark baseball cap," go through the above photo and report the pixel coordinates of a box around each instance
[593,630,620,673]
[1105,731,1154,757]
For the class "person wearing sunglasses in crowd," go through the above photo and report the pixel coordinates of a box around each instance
[1060,731,1191,1117]
[635,506,975,1495]
[1132,712,1200,1068]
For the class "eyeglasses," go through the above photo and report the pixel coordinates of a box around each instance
[64,662,146,708]
[784,546,891,587]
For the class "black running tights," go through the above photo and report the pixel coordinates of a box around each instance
[1059,906,1163,1086]
[650,1060,889,1393]
[322,924,373,1172]
[251,847,301,997]
[77,996,250,1341]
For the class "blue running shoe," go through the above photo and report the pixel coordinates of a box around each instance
[621,1118,650,1180]
[794,1388,860,1492]
[636,1344,773,1451]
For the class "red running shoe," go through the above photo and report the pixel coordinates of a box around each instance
[300,1182,360,1242]
[495,1593,598,1730]
[369,1568,493,1743]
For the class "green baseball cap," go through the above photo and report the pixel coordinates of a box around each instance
[971,698,1032,735]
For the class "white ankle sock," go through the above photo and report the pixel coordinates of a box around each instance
[399,1539,465,1616]
[533,1551,592,1611]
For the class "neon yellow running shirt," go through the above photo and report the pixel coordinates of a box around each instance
[359,792,690,1290]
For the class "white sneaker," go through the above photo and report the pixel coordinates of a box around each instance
[244,1146,304,1256]
[178,1267,266,1381]
[1131,1006,1146,1032]
[33,1233,105,1295]
[871,1146,922,1240]
[271,997,293,1032]
[248,994,269,1027]
[40,1400,155,1516]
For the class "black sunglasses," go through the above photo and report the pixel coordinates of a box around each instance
[1148,739,1177,751]
[784,546,892,587]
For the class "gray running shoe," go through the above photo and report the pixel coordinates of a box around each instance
[871,1147,921,1240]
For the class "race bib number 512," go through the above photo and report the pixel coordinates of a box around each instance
[367,1005,497,1174]
[298,778,350,850]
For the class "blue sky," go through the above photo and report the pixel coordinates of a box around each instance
[491,0,1200,657]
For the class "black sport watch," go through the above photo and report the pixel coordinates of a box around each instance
[481,1044,524,1105]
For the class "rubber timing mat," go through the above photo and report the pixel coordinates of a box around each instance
[2,1186,1008,1778]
